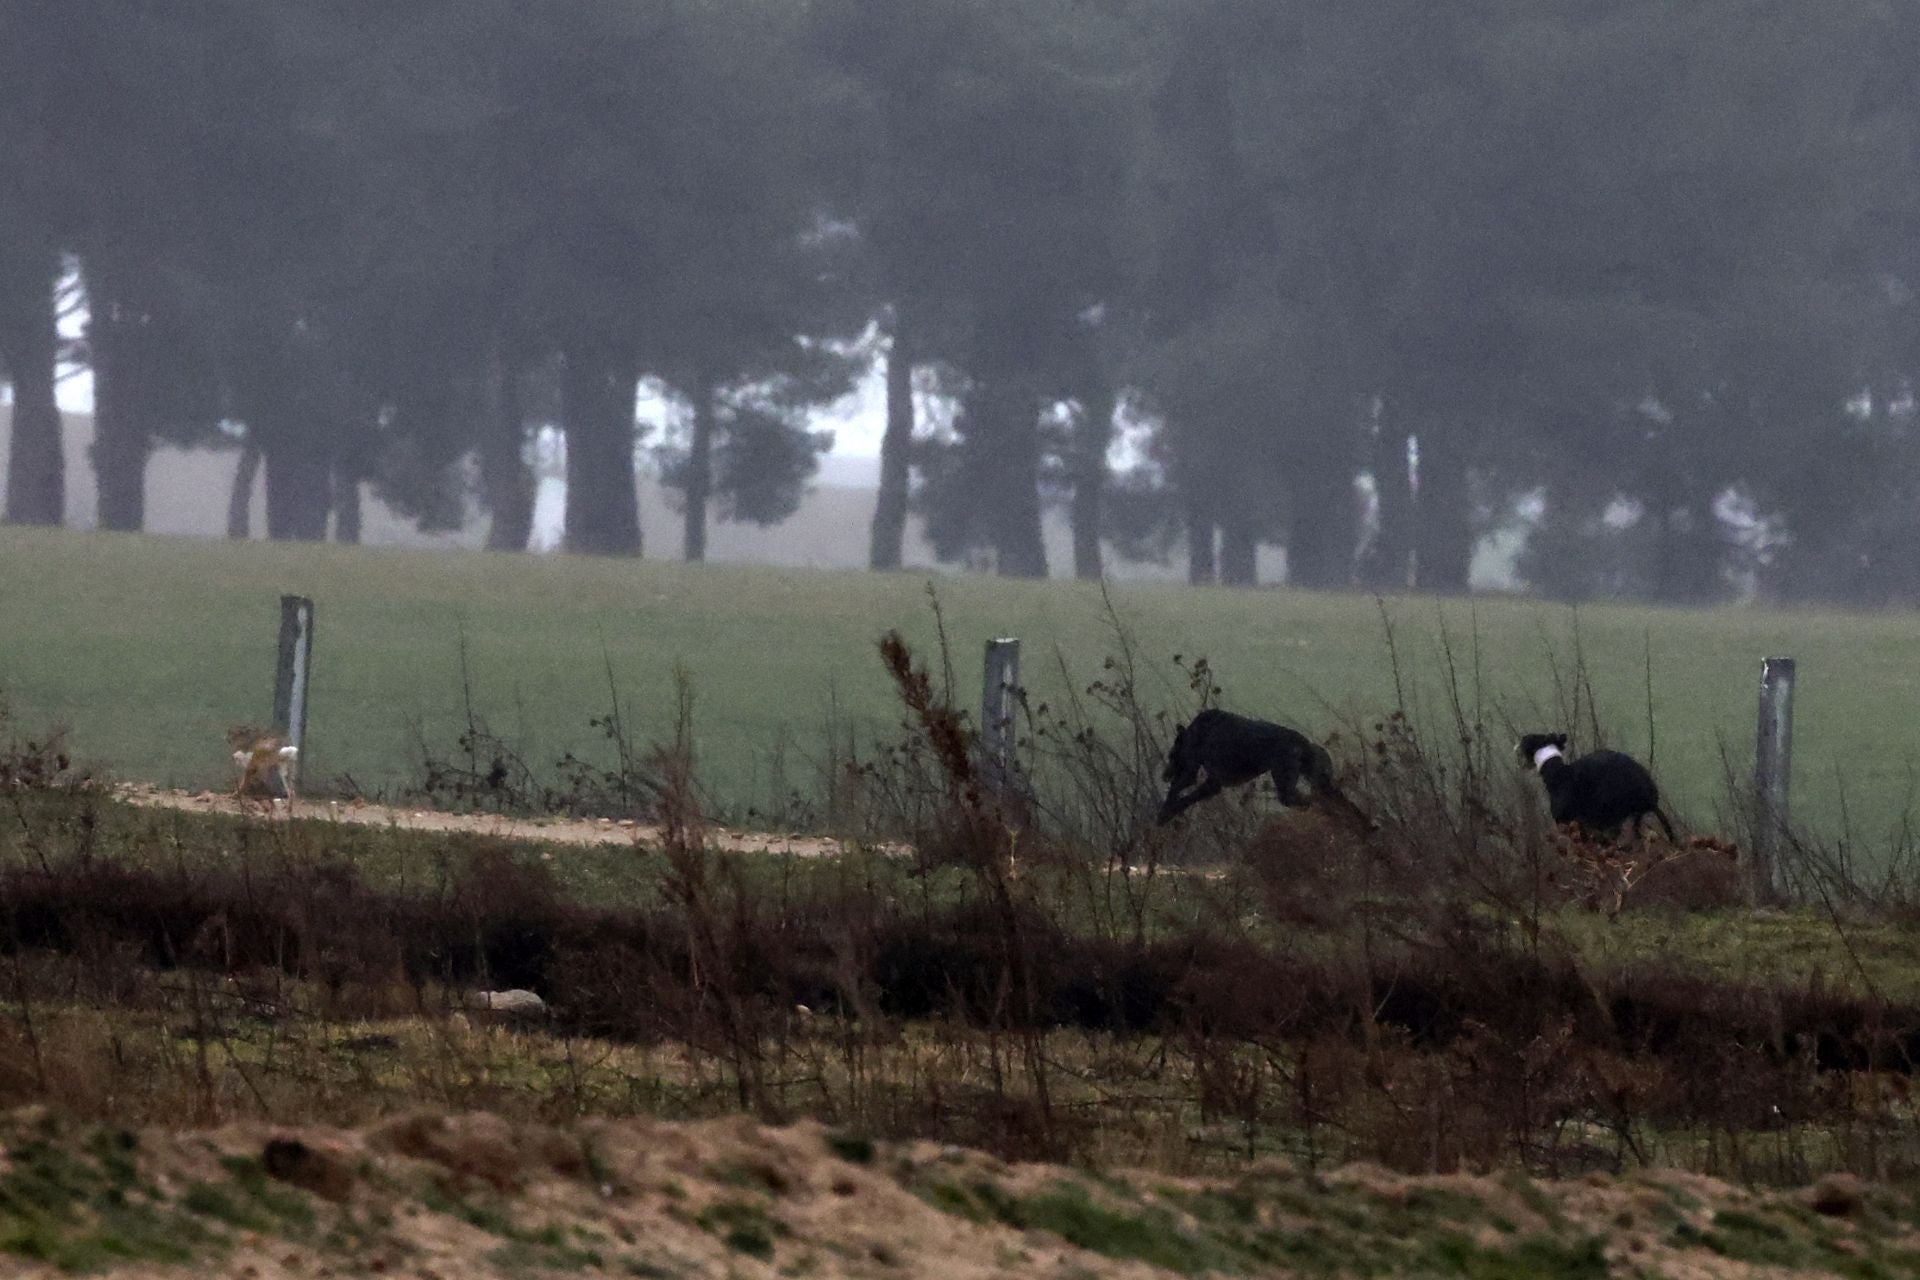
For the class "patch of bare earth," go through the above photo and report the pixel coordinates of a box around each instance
[4,1108,1918,1278]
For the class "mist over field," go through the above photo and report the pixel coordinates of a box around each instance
[4,1,1918,605]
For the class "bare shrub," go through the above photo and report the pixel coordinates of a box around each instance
[0,696,81,795]
[1239,812,1381,929]
[409,628,667,820]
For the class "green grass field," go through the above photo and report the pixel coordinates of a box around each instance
[3,525,1920,843]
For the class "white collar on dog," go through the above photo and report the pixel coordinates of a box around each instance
[1532,744,1565,770]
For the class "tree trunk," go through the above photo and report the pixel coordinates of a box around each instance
[1286,501,1337,590]
[1219,521,1257,587]
[1414,429,1473,593]
[1360,415,1413,591]
[867,320,914,571]
[1650,495,1723,605]
[1520,472,1603,602]
[1070,381,1115,581]
[88,310,151,532]
[0,249,64,527]
[80,256,159,533]
[683,372,716,562]
[971,371,1047,579]
[561,344,642,556]
[1184,492,1216,585]
[332,458,362,544]
[263,434,332,541]
[227,443,260,539]
[1287,463,1357,590]
[480,343,534,552]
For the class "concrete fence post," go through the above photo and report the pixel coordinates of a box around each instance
[272,595,315,783]
[1752,655,1795,902]
[980,637,1021,788]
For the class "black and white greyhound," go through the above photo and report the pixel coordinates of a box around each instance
[1516,732,1676,842]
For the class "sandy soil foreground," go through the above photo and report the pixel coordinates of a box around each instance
[3,1107,1914,1279]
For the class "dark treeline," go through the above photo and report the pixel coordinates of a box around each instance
[3,0,1918,604]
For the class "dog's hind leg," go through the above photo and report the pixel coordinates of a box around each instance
[1269,765,1313,809]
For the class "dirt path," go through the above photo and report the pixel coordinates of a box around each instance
[106,784,1231,881]
[111,782,892,859]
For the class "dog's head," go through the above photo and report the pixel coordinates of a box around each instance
[1516,732,1569,768]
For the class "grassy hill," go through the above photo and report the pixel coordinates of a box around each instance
[2,523,1918,846]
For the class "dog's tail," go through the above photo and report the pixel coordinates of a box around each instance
[1320,789,1377,836]
[1653,806,1677,843]
[1307,743,1379,835]
[1304,742,1336,796]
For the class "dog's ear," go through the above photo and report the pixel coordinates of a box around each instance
[1553,733,1569,749]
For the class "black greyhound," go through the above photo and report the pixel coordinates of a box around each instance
[1516,732,1676,841]
[1157,708,1347,825]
